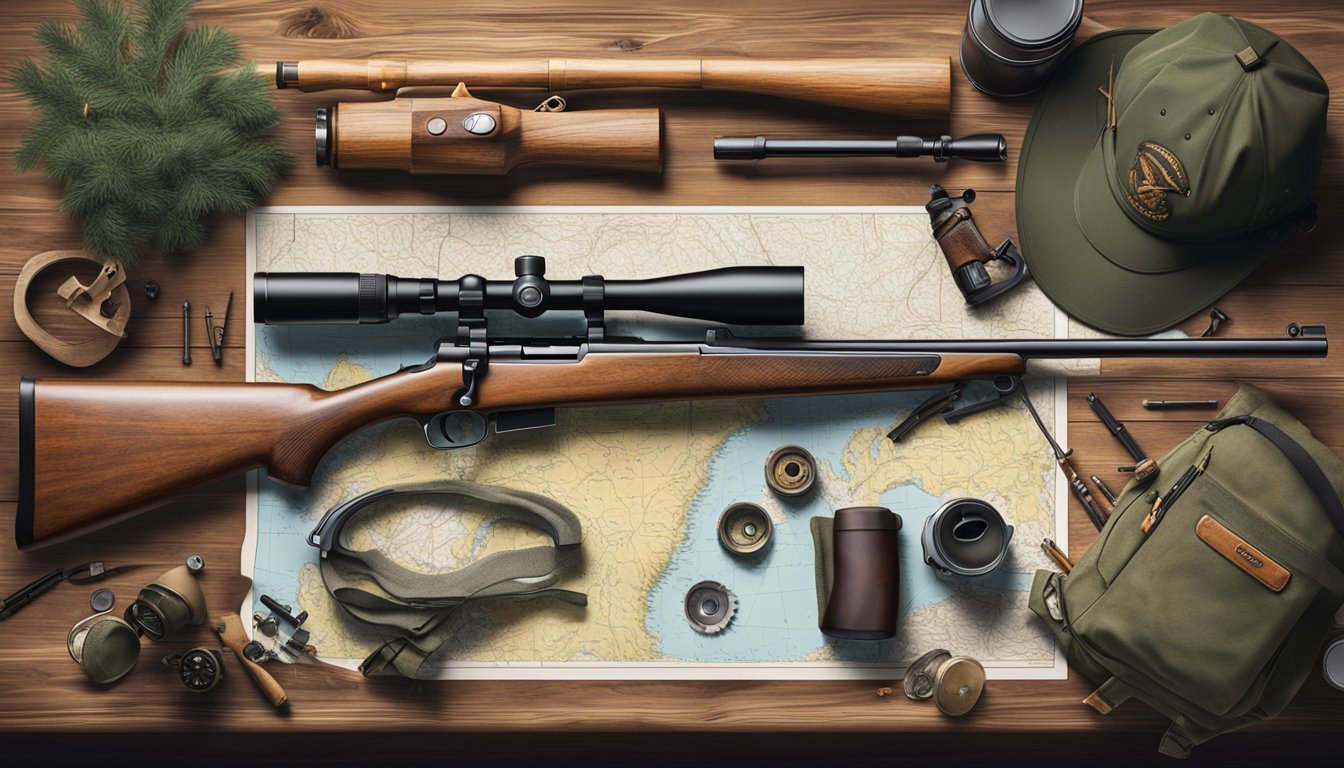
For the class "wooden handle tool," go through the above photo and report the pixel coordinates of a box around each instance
[213,613,288,707]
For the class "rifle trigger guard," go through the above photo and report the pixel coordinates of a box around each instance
[420,411,489,450]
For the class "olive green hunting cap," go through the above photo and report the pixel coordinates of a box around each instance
[1017,13,1328,336]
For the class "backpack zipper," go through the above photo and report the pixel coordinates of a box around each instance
[1142,448,1212,534]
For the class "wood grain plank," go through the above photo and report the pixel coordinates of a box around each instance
[1,0,1342,742]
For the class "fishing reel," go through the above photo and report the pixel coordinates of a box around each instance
[926,185,1028,306]
[162,647,225,693]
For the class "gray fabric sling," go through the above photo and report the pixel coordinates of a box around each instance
[308,482,585,678]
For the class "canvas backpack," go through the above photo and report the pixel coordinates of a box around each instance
[1029,385,1344,757]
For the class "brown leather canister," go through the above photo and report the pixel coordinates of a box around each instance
[819,506,902,640]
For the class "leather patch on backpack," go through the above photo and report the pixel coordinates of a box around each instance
[1196,515,1290,592]
[1125,141,1190,221]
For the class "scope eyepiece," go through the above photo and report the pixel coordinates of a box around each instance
[935,134,1007,163]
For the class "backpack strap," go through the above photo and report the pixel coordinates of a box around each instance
[1159,724,1196,759]
[1206,416,1344,536]
[1082,676,1135,715]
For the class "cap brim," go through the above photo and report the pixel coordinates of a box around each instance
[1017,30,1283,336]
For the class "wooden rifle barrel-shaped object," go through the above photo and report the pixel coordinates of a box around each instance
[324,84,662,174]
[277,57,952,120]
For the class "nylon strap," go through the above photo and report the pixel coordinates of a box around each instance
[309,482,585,678]
[1207,416,1344,537]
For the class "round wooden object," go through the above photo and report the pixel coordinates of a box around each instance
[13,250,131,367]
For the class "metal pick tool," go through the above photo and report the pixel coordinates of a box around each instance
[181,299,192,366]
[204,290,233,366]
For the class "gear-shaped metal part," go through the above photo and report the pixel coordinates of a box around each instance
[684,580,737,635]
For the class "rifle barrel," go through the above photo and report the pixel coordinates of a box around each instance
[697,330,1326,359]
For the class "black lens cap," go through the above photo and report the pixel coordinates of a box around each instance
[90,588,115,613]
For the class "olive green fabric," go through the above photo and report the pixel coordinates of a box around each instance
[1017,14,1329,335]
[317,482,586,679]
[1029,385,1344,757]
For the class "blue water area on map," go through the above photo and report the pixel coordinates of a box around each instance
[251,318,1037,658]
[644,393,1037,663]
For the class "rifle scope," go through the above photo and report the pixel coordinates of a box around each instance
[254,256,804,326]
[714,134,1007,163]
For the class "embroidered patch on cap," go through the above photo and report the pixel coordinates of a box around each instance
[1124,141,1191,221]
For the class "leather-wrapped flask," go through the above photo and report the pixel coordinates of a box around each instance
[812,506,902,640]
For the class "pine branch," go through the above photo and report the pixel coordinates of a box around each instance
[130,0,191,82]
[10,0,291,264]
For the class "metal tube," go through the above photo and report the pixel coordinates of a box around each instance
[703,331,1326,359]
[254,264,805,326]
[714,134,1007,162]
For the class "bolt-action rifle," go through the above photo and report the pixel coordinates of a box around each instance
[16,259,1327,549]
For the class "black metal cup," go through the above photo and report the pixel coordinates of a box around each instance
[959,0,1084,98]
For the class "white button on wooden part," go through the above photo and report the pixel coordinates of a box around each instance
[461,113,497,135]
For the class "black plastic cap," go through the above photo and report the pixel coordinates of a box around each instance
[713,136,767,160]
[949,133,1009,162]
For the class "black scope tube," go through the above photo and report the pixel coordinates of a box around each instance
[254,266,805,326]
[714,134,1007,163]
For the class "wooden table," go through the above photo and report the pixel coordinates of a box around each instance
[2,0,1341,760]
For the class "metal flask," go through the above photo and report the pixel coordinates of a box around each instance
[922,498,1014,577]
[959,0,1084,98]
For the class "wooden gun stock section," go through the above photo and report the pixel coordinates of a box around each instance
[478,351,1022,409]
[285,57,951,119]
[18,349,1020,548]
[17,365,464,549]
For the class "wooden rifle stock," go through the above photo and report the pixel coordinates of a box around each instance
[280,57,952,119]
[17,350,1018,549]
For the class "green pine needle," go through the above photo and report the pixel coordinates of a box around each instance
[10,0,292,264]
